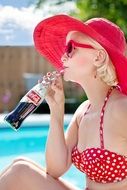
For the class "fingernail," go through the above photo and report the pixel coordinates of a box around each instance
[47,72,51,76]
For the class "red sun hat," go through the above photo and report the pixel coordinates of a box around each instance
[33,14,127,95]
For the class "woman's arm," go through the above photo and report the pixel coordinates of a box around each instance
[44,73,88,178]
[45,100,80,178]
[46,100,89,178]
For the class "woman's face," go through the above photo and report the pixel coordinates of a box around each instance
[61,31,98,84]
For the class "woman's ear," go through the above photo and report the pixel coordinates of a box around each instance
[94,49,108,66]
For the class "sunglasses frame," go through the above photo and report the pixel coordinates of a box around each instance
[65,40,95,58]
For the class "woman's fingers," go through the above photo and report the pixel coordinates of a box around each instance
[51,76,63,90]
[38,72,64,100]
[38,71,65,106]
[38,70,63,85]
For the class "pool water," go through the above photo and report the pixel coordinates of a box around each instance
[0,114,86,189]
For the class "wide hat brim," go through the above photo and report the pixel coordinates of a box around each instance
[33,14,127,95]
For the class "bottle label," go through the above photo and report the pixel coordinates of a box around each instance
[27,90,41,105]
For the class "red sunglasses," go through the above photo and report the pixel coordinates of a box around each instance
[65,40,94,58]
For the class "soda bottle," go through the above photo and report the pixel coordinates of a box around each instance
[4,70,64,131]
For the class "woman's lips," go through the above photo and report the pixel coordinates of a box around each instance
[59,66,68,75]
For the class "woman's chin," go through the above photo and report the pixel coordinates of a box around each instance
[63,77,70,82]
[63,76,76,83]
[63,73,76,82]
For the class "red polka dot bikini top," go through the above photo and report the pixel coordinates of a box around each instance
[71,87,127,184]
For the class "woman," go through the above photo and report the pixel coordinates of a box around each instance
[1,15,127,190]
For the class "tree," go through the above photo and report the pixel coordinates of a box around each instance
[74,0,127,36]
[35,0,127,36]
[35,0,74,8]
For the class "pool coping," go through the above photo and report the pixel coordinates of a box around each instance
[0,114,73,129]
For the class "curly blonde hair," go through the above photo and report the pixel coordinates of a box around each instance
[94,59,119,86]
[89,36,119,86]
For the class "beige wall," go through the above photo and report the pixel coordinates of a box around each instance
[0,46,84,113]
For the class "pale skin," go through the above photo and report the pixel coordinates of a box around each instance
[1,31,127,190]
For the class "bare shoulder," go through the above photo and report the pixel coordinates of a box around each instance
[112,92,127,124]
[73,99,90,126]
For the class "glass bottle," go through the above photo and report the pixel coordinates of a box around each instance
[4,70,64,130]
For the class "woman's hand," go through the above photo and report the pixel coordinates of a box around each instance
[39,72,65,111]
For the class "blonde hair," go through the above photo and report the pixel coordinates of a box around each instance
[94,60,118,86]
[88,37,119,86]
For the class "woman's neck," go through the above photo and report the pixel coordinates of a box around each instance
[81,80,114,112]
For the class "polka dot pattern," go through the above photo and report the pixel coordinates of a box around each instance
[72,146,127,183]
[71,87,127,184]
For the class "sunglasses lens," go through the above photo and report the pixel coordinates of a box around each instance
[66,42,73,55]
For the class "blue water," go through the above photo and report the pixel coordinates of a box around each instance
[0,114,85,189]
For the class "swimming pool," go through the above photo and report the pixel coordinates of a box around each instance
[0,114,86,189]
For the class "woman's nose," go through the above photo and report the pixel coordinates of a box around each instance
[61,53,68,63]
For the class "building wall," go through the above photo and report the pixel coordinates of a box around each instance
[0,46,84,113]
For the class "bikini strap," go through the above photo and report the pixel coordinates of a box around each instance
[84,103,91,116]
[100,87,114,149]
[83,87,114,149]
